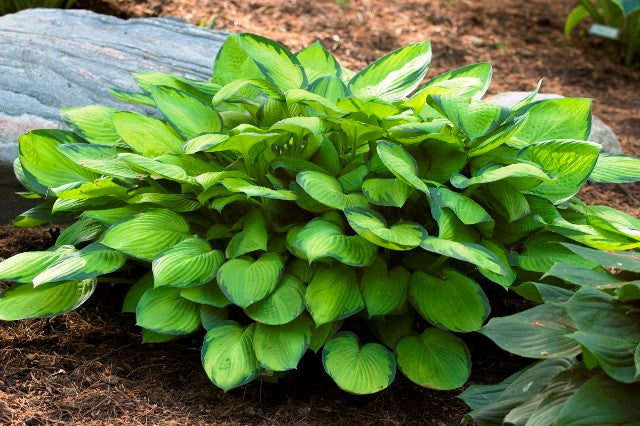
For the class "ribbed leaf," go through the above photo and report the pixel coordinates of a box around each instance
[420,237,506,275]
[217,252,284,308]
[60,105,122,145]
[56,143,142,180]
[101,209,191,261]
[361,178,413,207]
[55,217,106,247]
[295,41,341,82]
[395,328,471,390]
[562,242,640,272]
[294,218,377,267]
[589,153,640,183]
[450,163,554,189]
[296,170,368,210]
[410,269,490,332]
[427,95,510,140]
[344,206,427,250]
[0,246,77,283]
[221,178,296,201]
[348,41,431,102]
[136,286,201,334]
[305,264,364,326]
[200,305,229,331]
[33,243,126,285]
[430,187,493,226]
[150,85,222,139]
[253,315,313,371]
[180,281,231,308]
[323,331,396,394]
[201,321,261,391]
[376,141,427,191]
[360,257,410,317]
[152,238,225,288]
[112,111,184,156]
[0,279,96,320]
[118,153,195,184]
[122,272,153,313]
[225,209,268,259]
[244,273,305,325]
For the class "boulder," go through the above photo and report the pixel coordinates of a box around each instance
[0,8,228,222]
[487,91,622,154]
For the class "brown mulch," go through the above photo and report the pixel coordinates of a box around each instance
[1,0,640,424]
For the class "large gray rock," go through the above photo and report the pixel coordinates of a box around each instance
[0,8,228,222]
[487,92,622,154]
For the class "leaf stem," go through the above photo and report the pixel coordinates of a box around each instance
[427,255,448,273]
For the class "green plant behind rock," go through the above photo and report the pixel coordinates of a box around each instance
[0,0,75,16]
[2,33,640,395]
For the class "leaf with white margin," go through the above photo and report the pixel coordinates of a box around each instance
[450,163,554,189]
[348,41,431,102]
[294,218,377,267]
[201,321,261,392]
[0,245,77,283]
[33,243,126,285]
[520,140,600,204]
[305,263,364,326]
[395,327,471,390]
[323,331,396,394]
[101,208,191,261]
[430,187,493,226]
[60,105,122,145]
[0,279,96,320]
[152,238,225,289]
[200,305,229,331]
[360,257,411,317]
[136,286,201,334]
[410,269,490,332]
[253,315,314,371]
[217,252,284,308]
[244,273,305,325]
[180,281,231,308]
[589,153,640,183]
[296,170,368,210]
[344,206,427,250]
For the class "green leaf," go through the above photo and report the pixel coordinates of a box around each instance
[323,331,396,394]
[484,181,530,222]
[200,305,229,331]
[361,178,413,208]
[126,193,202,212]
[562,242,640,272]
[60,105,122,145]
[0,246,77,283]
[589,153,640,183]
[555,375,640,424]
[101,209,191,261]
[253,315,313,371]
[239,33,307,91]
[296,170,368,210]
[450,163,554,189]
[480,304,580,358]
[307,76,349,102]
[136,286,201,334]
[395,328,471,390]
[217,252,284,308]
[360,258,411,317]
[295,41,341,82]
[430,187,493,226]
[305,264,364,326]
[56,143,142,180]
[520,140,600,204]
[212,33,263,86]
[510,98,592,147]
[348,41,432,102]
[309,320,343,352]
[19,130,98,189]
[294,218,377,267]
[201,321,261,391]
[0,279,96,320]
[122,272,153,313]
[518,233,599,273]
[371,310,415,349]
[427,95,510,140]
[420,237,507,275]
[344,206,427,250]
[111,111,184,156]
[410,269,490,332]
[55,217,106,247]
[376,141,427,191]
[150,85,222,139]
[56,178,129,200]
[180,281,231,308]
[565,5,590,35]
[118,153,195,184]
[221,178,296,201]
[152,238,225,289]
[244,273,306,325]
[225,209,268,258]
[33,243,126,285]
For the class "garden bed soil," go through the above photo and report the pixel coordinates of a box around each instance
[1,0,639,424]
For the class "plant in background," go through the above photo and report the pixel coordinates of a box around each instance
[565,0,640,65]
[1,33,640,399]
[0,0,75,16]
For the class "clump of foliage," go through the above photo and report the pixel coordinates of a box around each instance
[461,245,640,424]
[0,0,75,16]
[565,0,640,64]
[2,33,640,396]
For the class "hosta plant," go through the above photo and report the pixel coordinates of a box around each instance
[461,245,640,424]
[2,32,640,395]
[565,0,640,64]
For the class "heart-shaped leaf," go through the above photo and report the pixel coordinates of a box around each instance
[395,328,471,390]
[253,315,314,371]
[345,206,427,250]
[296,170,368,210]
[0,245,77,283]
[360,258,411,317]
[136,287,201,335]
[295,41,341,83]
[305,264,364,326]
[244,273,306,325]
[225,209,268,259]
[60,105,122,145]
[152,238,225,289]
[201,321,261,391]
[410,269,490,332]
[217,252,284,308]
[294,218,377,267]
[179,281,231,308]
